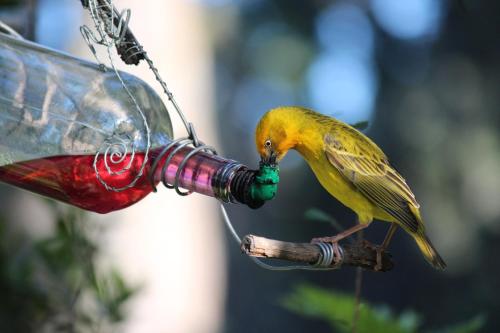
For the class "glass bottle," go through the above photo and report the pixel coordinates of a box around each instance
[0,32,278,213]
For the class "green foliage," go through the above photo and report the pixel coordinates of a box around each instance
[282,284,420,333]
[0,205,137,332]
[282,284,485,333]
[304,207,334,224]
[427,315,486,333]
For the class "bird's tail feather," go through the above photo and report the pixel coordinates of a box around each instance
[414,233,446,270]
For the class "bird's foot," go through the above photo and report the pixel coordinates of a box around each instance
[311,236,343,265]
[311,235,342,244]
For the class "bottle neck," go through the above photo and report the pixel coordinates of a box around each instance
[149,142,279,209]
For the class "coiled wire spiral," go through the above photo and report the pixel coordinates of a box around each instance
[78,0,341,270]
[81,0,151,192]
[149,125,217,196]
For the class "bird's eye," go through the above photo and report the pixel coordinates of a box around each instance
[264,140,272,148]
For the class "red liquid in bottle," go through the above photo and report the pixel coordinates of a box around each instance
[0,152,155,214]
[0,146,233,213]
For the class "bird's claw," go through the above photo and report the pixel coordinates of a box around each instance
[311,236,341,244]
[311,237,343,265]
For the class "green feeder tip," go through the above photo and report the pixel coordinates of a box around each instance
[249,163,280,203]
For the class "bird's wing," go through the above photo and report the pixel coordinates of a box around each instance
[324,131,421,233]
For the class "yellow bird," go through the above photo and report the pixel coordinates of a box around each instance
[255,106,446,270]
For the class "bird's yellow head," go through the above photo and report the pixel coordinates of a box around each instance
[255,107,303,165]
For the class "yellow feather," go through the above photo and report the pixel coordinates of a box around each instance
[255,106,446,269]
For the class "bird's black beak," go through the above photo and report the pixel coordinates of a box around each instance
[260,150,277,166]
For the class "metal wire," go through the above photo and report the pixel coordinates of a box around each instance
[95,0,193,133]
[0,20,24,39]
[148,135,217,196]
[314,242,343,267]
[220,205,341,271]
[78,1,339,271]
[81,0,213,196]
[81,0,151,192]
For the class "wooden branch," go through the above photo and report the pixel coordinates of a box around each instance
[240,234,394,272]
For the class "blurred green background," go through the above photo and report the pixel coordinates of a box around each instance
[1,0,499,332]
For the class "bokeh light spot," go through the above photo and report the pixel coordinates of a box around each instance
[370,0,443,40]
[36,0,82,49]
[315,3,374,59]
[307,53,377,124]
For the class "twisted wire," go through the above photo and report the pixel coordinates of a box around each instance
[220,205,342,271]
[313,242,343,267]
[148,136,217,196]
[0,20,23,39]
[85,0,192,133]
[81,0,151,192]
[79,1,338,271]
[81,0,207,195]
